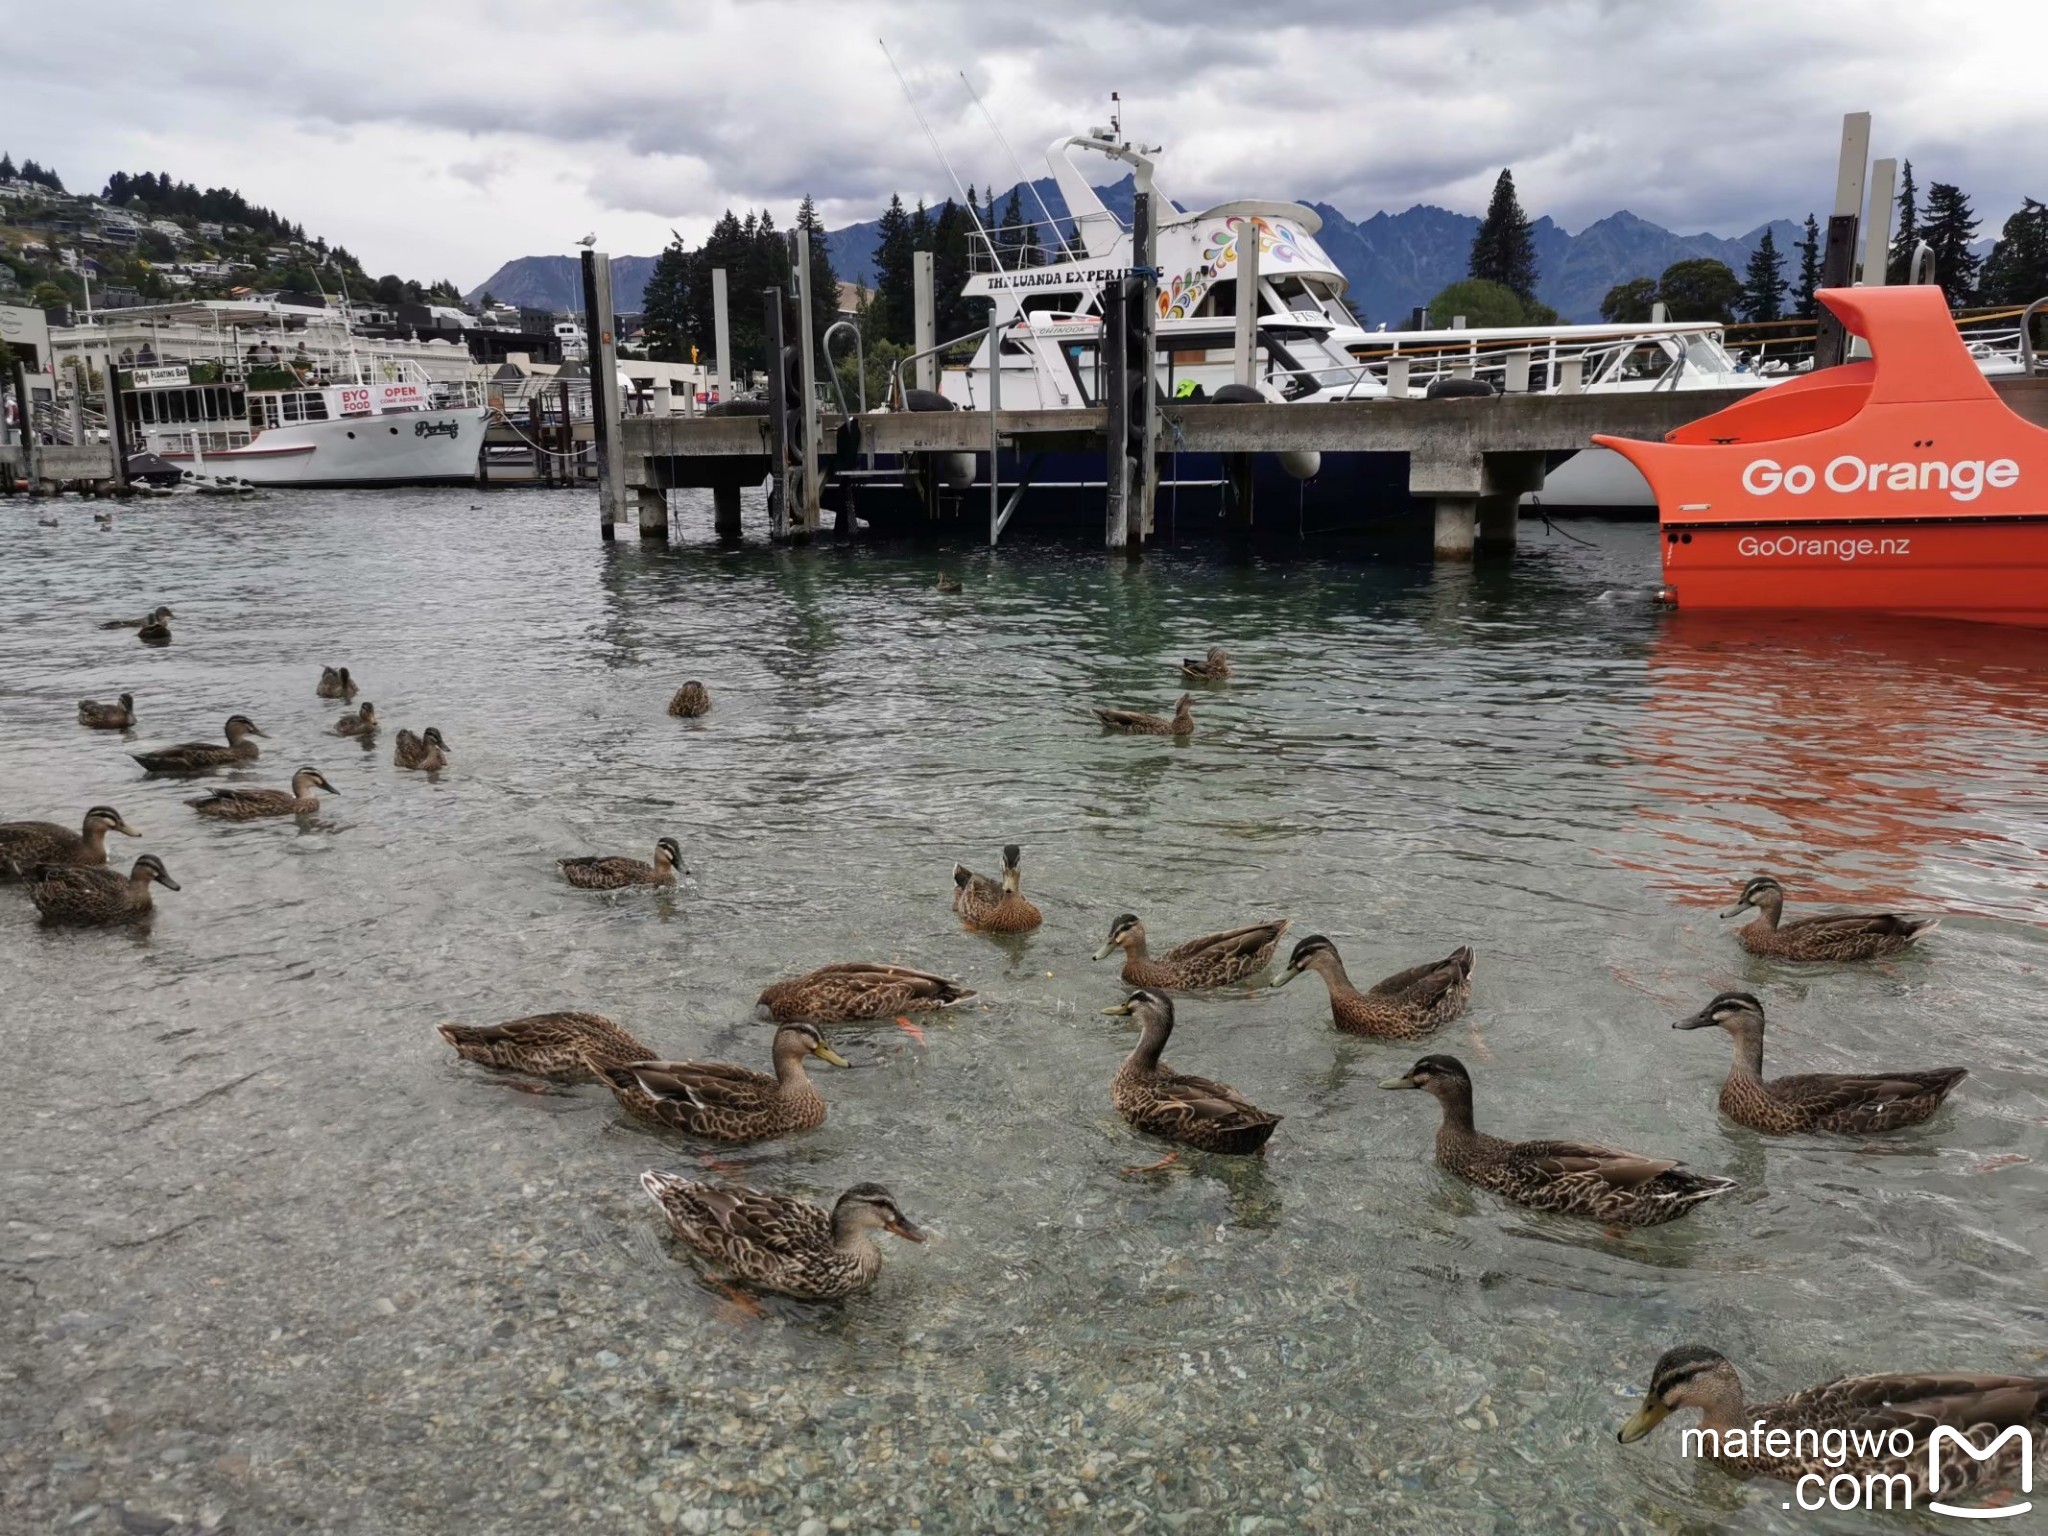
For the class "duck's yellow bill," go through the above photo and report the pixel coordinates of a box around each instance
[1100,1002,1133,1016]
[1616,1402,1670,1443]
[813,1044,851,1068]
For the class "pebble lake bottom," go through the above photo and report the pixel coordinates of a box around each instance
[1,486,2043,1535]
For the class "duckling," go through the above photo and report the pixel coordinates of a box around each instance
[1618,1345,2047,1506]
[437,1012,656,1079]
[1674,991,1967,1134]
[952,843,1043,933]
[29,853,180,924]
[558,837,683,890]
[186,766,338,820]
[131,714,266,774]
[1378,1055,1734,1227]
[757,962,976,1023]
[77,693,136,729]
[316,666,359,700]
[393,726,448,771]
[100,605,173,631]
[1104,988,1281,1165]
[1179,646,1230,681]
[666,680,711,718]
[1722,875,1938,961]
[590,1023,850,1142]
[136,614,172,645]
[1271,935,1473,1039]
[1094,913,1288,990]
[935,573,963,594]
[334,702,378,737]
[1093,693,1194,736]
[638,1175,925,1300]
[0,805,140,877]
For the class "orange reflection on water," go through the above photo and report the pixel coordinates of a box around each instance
[1615,612,2048,924]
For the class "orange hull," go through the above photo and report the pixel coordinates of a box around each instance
[1596,285,2048,628]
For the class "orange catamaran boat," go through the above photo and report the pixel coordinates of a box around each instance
[1596,285,2048,627]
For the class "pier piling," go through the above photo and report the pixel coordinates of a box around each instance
[1233,211,1260,388]
[714,484,742,541]
[789,231,821,537]
[711,268,732,406]
[763,289,790,540]
[580,249,634,539]
[914,253,936,393]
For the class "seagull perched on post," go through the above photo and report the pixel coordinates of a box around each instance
[575,233,597,248]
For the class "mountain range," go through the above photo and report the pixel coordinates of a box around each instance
[467,175,1807,326]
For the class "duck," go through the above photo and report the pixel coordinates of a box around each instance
[1618,1345,2046,1505]
[590,1023,850,1142]
[1271,936,1474,1038]
[1094,913,1288,990]
[1103,988,1281,1165]
[335,702,378,737]
[559,836,683,890]
[639,1174,925,1301]
[0,805,140,877]
[935,573,963,594]
[316,666,359,700]
[100,605,173,631]
[131,714,266,774]
[1722,875,1938,961]
[29,853,180,924]
[393,726,449,771]
[951,843,1043,932]
[437,1011,657,1079]
[757,962,976,1023]
[1378,1055,1734,1227]
[137,614,172,646]
[667,681,711,718]
[1093,693,1194,736]
[77,693,136,730]
[1674,991,1967,1134]
[186,766,338,820]
[1179,646,1231,681]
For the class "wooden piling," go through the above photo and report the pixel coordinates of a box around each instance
[1233,209,1260,387]
[789,230,821,537]
[713,484,742,541]
[763,289,790,540]
[711,268,732,406]
[914,252,936,393]
[1103,281,1131,550]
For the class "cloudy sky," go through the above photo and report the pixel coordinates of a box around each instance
[12,0,2046,287]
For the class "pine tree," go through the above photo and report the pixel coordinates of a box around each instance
[641,235,695,363]
[870,194,915,346]
[1793,214,1821,318]
[1920,182,1980,305]
[0,153,17,182]
[1468,169,1538,301]
[930,199,974,339]
[1978,199,2048,306]
[1886,159,1918,284]
[1739,229,1786,322]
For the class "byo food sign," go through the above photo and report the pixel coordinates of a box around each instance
[337,382,429,416]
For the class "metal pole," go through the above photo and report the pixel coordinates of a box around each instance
[582,249,630,539]
[1833,113,1871,222]
[789,230,820,536]
[711,267,732,405]
[988,307,1001,546]
[763,289,789,540]
[1861,157,1897,286]
[1233,217,1260,387]
[1103,282,1129,550]
[1131,190,1158,549]
[914,251,936,393]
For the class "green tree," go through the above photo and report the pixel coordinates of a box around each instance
[139,229,177,262]
[1599,277,1658,323]
[1978,198,2048,306]
[0,153,14,181]
[1920,182,1980,305]
[1793,214,1821,318]
[870,194,915,346]
[31,280,70,309]
[929,199,975,340]
[1426,277,1533,328]
[373,273,408,306]
[1468,169,1538,301]
[1886,159,1918,284]
[1739,229,1786,322]
[640,236,695,362]
[1655,258,1742,321]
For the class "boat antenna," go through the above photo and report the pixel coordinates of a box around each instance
[957,68,1076,266]
[877,39,1001,272]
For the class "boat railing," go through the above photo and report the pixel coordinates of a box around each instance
[1333,327,1731,397]
[887,323,996,409]
[966,212,1086,273]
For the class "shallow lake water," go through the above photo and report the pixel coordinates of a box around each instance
[2,487,2044,1535]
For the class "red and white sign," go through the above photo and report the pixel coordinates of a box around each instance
[334,382,430,416]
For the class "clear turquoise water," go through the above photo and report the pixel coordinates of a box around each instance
[2,487,2044,1534]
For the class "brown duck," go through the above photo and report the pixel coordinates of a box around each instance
[639,1176,924,1301]
[77,693,136,729]
[137,614,172,646]
[1271,935,1473,1038]
[438,1012,657,1079]
[667,681,711,718]
[757,962,975,1023]
[558,837,683,890]
[1723,875,1938,961]
[131,714,266,774]
[101,605,173,631]
[0,805,140,876]
[335,702,378,736]
[317,666,359,700]
[1674,991,1966,1134]
[29,853,180,924]
[590,1024,850,1143]
[1619,1345,2047,1508]
[1179,647,1230,681]
[1094,913,1288,990]
[1379,1055,1734,1227]
[186,767,337,820]
[393,727,449,771]
[952,844,1043,932]
[1093,693,1194,736]
[1104,988,1281,1164]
